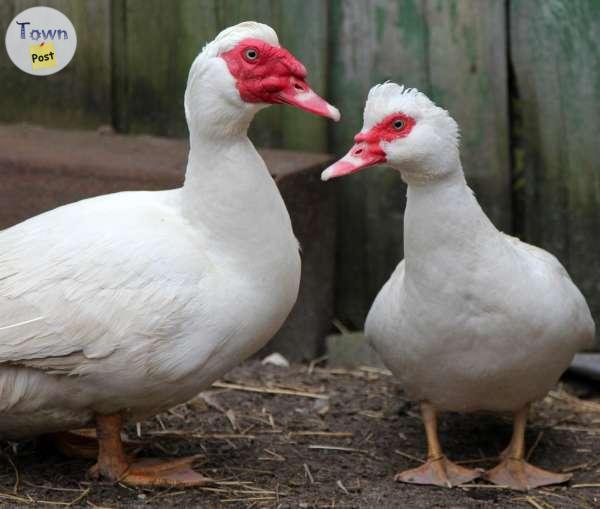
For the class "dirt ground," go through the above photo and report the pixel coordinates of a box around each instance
[1,361,599,508]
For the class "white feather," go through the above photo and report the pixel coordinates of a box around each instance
[200,21,279,59]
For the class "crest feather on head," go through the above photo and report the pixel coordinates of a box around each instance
[200,22,279,59]
[363,82,459,145]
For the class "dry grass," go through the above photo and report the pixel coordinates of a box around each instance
[0,362,598,508]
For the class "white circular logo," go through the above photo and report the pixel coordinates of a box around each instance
[4,6,77,76]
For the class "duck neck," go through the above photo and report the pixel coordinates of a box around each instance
[180,121,294,262]
[403,162,498,282]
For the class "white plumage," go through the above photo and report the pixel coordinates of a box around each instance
[366,204,594,413]
[0,22,300,440]
[323,82,595,489]
[361,84,595,412]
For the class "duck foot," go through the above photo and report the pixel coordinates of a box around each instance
[92,413,211,487]
[90,454,213,487]
[484,458,571,491]
[396,402,482,488]
[395,456,482,488]
[486,404,572,490]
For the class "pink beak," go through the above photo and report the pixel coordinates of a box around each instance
[276,77,340,122]
[321,142,386,181]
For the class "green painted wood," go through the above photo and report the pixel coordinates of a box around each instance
[113,0,218,136]
[0,0,111,128]
[511,0,600,346]
[278,0,329,152]
[329,0,431,328]
[425,0,511,231]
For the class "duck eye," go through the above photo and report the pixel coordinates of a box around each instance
[392,119,405,130]
[244,48,259,61]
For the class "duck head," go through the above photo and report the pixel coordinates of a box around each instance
[185,22,340,138]
[321,83,459,184]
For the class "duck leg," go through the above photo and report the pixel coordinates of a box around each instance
[395,401,482,487]
[91,414,212,487]
[484,404,571,490]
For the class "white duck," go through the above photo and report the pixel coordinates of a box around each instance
[322,83,594,490]
[0,22,339,487]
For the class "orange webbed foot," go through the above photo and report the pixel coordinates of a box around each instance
[395,456,482,488]
[484,457,571,491]
[91,454,213,487]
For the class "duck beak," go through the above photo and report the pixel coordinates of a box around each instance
[321,142,386,181]
[276,77,340,121]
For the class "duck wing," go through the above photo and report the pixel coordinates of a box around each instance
[502,233,595,349]
[0,190,213,377]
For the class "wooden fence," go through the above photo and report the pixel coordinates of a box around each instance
[1,0,598,343]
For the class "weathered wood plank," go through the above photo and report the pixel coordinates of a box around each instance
[278,0,329,152]
[113,0,218,136]
[0,0,111,128]
[329,0,429,328]
[425,0,511,231]
[511,0,600,347]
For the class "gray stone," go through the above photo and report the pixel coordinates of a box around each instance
[326,331,385,368]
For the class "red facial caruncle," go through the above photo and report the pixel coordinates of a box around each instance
[221,38,340,121]
[321,112,415,180]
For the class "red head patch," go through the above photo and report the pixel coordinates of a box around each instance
[355,112,416,146]
[221,38,340,121]
[321,112,416,180]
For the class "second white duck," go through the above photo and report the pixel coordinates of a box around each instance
[322,83,594,490]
